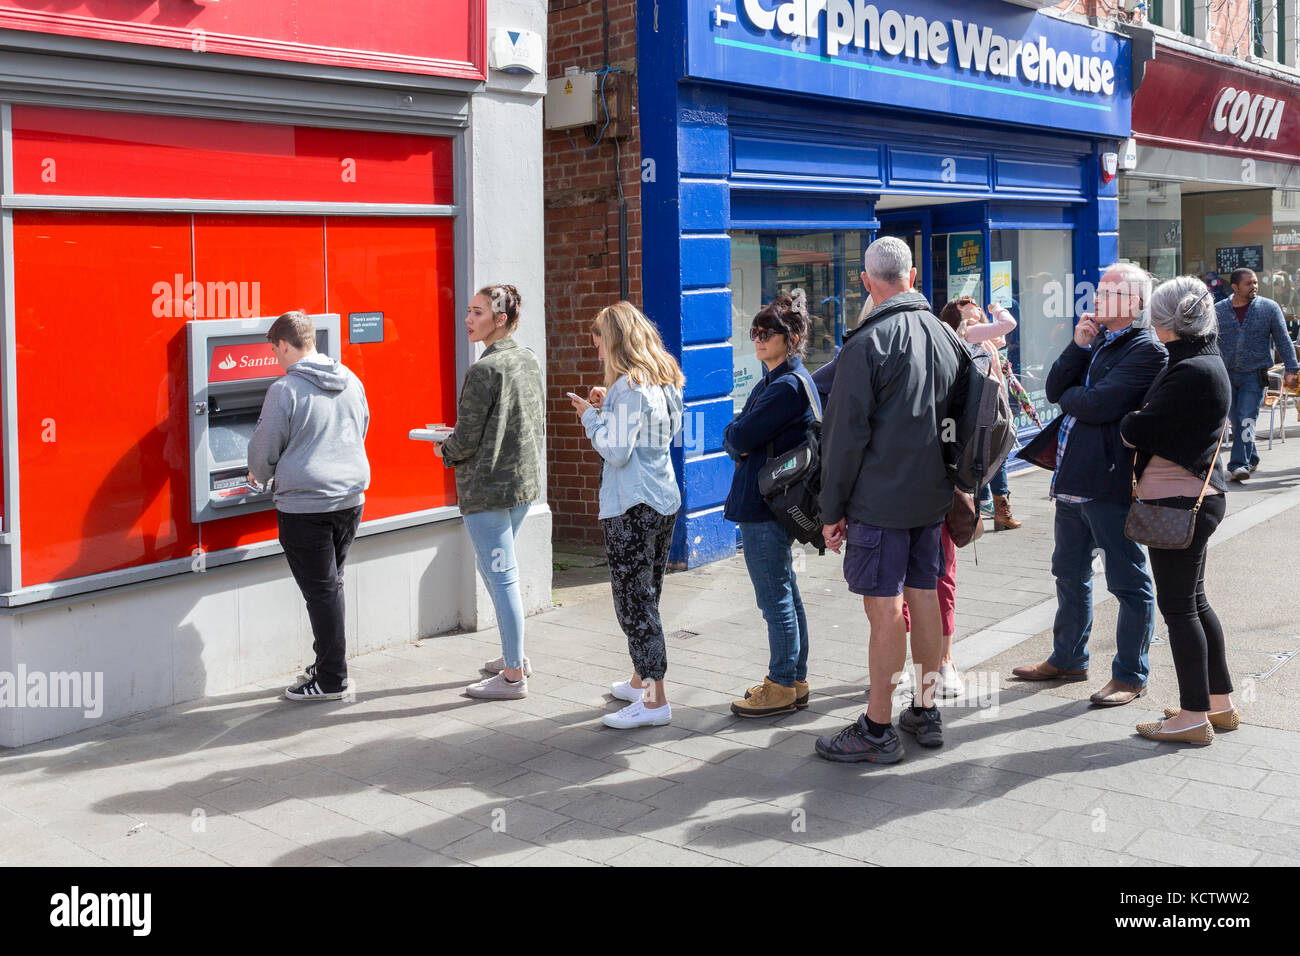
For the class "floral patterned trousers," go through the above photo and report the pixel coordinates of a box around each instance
[601,503,677,681]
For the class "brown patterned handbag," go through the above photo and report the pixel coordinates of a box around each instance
[1123,420,1227,550]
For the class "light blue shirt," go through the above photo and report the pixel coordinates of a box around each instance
[581,376,683,520]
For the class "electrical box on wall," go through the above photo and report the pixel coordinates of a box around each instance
[545,68,598,130]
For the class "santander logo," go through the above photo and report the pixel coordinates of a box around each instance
[1211,87,1287,144]
[208,344,284,383]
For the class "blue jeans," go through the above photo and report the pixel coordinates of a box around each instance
[978,463,1011,502]
[463,504,530,668]
[1049,499,1155,686]
[740,521,810,686]
[1227,370,1265,472]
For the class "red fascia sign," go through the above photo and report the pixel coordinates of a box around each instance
[208,344,284,384]
[0,1,486,80]
[1133,46,1299,163]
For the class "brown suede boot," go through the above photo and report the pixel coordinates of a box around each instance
[993,495,1021,530]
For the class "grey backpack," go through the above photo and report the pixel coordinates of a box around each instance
[941,324,1016,497]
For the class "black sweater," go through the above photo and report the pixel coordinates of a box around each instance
[1119,335,1231,493]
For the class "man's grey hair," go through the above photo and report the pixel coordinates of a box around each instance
[1101,261,1153,310]
[864,236,913,284]
[1148,276,1217,340]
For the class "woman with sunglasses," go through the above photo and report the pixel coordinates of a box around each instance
[723,293,821,718]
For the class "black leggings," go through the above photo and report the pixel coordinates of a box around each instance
[602,504,677,682]
[1144,494,1232,712]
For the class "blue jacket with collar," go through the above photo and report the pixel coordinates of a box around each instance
[1045,324,1167,504]
[722,356,820,524]
[1214,295,1298,375]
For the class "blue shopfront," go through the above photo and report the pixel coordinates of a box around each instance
[638,0,1139,567]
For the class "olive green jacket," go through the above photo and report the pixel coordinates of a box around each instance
[440,337,544,514]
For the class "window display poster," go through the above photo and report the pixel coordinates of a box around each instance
[1216,245,1264,274]
[948,232,983,305]
[991,260,1014,309]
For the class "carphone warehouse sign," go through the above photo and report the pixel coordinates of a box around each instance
[687,0,1131,137]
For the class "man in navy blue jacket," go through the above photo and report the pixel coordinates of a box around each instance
[1214,268,1299,479]
[1013,264,1167,707]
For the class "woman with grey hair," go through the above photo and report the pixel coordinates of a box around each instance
[1120,276,1235,744]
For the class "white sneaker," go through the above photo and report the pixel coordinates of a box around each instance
[1230,467,1250,481]
[465,672,528,700]
[610,678,645,703]
[937,662,965,699]
[602,700,672,729]
[483,655,532,677]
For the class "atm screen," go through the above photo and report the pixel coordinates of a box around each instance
[209,411,260,464]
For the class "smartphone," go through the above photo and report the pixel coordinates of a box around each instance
[566,391,581,400]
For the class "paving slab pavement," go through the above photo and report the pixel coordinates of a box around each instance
[3,426,1300,866]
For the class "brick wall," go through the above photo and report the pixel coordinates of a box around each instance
[544,0,643,545]
[1051,0,1270,60]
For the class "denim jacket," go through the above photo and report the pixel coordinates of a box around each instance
[1214,295,1299,374]
[581,376,683,520]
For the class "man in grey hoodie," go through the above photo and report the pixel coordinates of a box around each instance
[248,311,370,701]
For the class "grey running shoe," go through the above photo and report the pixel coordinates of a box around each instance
[466,672,528,700]
[815,716,903,763]
[898,702,944,748]
[484,655,533,677]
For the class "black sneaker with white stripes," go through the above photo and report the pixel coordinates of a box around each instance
[284,678,347,701]
[298,663,349,689]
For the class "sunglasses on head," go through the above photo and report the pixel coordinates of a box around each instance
[749,327,780,343]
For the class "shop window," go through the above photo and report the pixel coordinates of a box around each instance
[1120,178,1183,283]
[989,230,1073,431]
[728,231,869,413]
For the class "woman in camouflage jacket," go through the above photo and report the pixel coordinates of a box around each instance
[437,284,545,701]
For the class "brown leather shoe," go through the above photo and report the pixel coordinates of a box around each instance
[1090,679,1147,706]
[993,495,1022,531]
[1012,660,1088,681]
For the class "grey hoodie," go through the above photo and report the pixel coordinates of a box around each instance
[248,354,370,514]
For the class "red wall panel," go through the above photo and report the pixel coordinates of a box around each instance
[193,215,328,554]
[326,218,459,518]
[14,211,458,587]
[12,106,454,205]
[0,1,485,79]
[15,212,197,585]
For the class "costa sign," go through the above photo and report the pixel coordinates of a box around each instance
[1210,87,1286,144]
[1133,45,1298,162]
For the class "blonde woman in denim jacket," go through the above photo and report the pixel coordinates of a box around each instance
[570,302,684,729]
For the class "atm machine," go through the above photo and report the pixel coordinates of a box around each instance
[187,314,341,523]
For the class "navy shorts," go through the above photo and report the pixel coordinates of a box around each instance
[843,519,945,597]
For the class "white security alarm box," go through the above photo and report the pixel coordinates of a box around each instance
[489,28,544,75]
[545,69,598,130]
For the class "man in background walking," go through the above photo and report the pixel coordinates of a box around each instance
[1215,268,1298,480]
